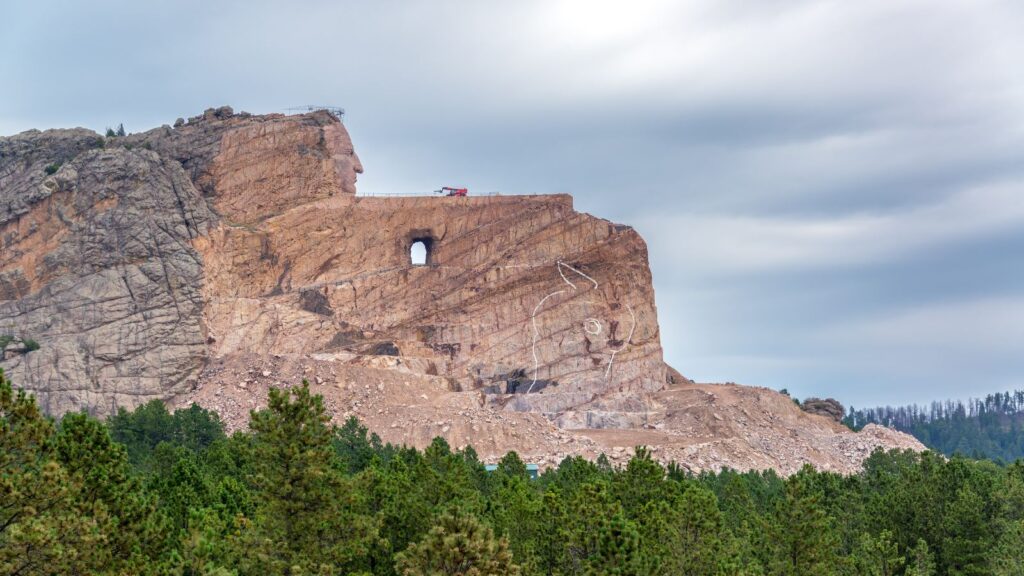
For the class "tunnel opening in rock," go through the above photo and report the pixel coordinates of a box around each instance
[410,237,432,266]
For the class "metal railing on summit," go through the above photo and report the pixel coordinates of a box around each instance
[357,191,505,197]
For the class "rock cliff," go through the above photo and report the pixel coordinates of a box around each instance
[0,107,925,473]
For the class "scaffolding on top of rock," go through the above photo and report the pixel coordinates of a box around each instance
[286,105,345,120]
[436,186,468,197]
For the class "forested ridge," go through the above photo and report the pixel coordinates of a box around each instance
[4,370,1024,575]
[845,390,1024,461]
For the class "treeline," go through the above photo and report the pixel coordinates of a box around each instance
[4,371,1024,575]
[845,389,1024,461]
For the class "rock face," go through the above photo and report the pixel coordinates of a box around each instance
[800,397,846,422]
[1,109,661,420]
[1,132,212,414]
[196,193,665,428]
[0,108,925,473]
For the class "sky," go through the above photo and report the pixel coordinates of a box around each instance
[2,0,1022,408]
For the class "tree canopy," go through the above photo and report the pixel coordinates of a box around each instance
[3,370,1023,575]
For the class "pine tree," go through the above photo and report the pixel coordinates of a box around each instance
[562,481,642,575]
[587,511,642,576]
[991,520,1024,576]
[534,488,570,575]
[941,487,991,575]
[395,511,520,576]
[0,372,108,574]
[613,447,674,520]
[639,485,737,576]
[151,452,212,532]
[904,539,936,576]
[55,411,173,571]
[852,530,904,576]
[360,456,435,576]
[237,382,378,575]
[487,453,542,570]
[767,467,840,576]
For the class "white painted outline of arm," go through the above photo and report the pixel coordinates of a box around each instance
[528,289,566,393]
[527,262,599,393]
[557,261,599,290]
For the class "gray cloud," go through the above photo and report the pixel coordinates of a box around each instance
[2,0,1022,407]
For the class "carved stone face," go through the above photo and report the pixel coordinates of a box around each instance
[325,122,363,195]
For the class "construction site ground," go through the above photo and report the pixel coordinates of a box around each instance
[171,352,924,476]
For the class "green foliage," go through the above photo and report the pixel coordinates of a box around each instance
[906,539,937,576]
[335,415,390,473]
[638,485,739,575]
[0,370,109,574]
[4,371,1024,575]
[853,530,904,576]
[108,399,225,469]
[847,388,1024,461]
[765,466,841,576]
[0,334,40,353]
[238,381,379,575]
[44,162,60,175]
[559,481,642,575]
[395,511,519,576]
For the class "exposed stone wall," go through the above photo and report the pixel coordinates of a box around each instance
[1,109,663,421]
[196,193,667,423]
[1,108,927,473]
[0,145,212,415]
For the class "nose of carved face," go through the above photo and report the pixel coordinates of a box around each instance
[337,150,362,195]
[325,122,362,195]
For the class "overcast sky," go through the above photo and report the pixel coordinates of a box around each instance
[3,0,1022,408]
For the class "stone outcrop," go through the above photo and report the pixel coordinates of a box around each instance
[1,109,661,420]
[1,133,212,414]
[800,397,846,422]
[0,108,925,473]
[196,193,665,428]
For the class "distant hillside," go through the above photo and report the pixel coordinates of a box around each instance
[845,390,1024,461]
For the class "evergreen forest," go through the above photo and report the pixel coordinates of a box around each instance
[4,370,1024,576]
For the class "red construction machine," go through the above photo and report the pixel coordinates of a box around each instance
[436,186,468,197]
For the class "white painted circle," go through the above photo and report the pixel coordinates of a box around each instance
[584,318,602,335]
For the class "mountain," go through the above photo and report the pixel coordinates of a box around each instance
[0,106,923,473]
[846,390,1024,461]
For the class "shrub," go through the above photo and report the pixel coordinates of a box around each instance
[44,162,60,175]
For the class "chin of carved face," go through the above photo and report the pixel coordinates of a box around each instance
[341,168,359,195]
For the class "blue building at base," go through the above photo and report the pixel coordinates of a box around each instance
[485,463,540,479]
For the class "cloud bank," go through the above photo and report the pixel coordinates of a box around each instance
[2,0,1022,405]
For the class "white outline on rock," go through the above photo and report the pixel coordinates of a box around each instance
[528,289,566,393]
[527,261,633,393]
